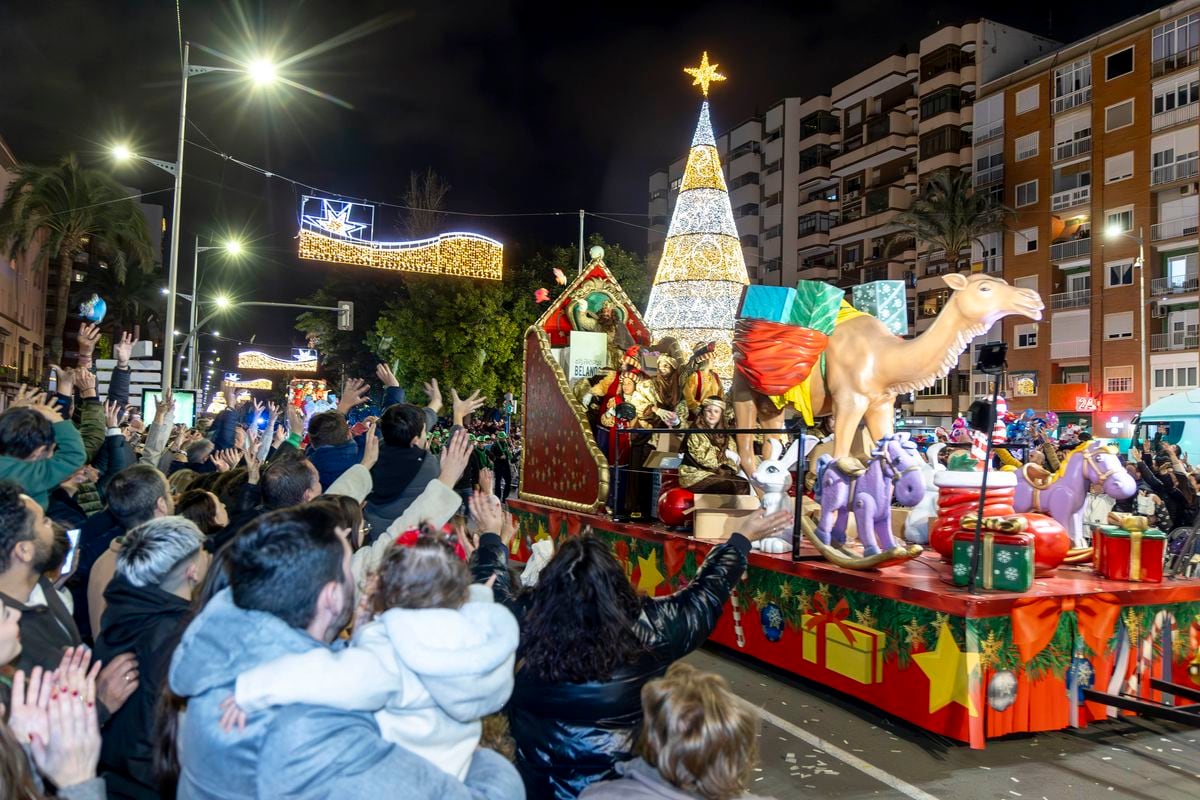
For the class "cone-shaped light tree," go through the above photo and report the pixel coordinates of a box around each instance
[644,52,749,382]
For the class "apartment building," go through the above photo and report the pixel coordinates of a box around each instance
[0,134,48,398]
[978,1,1199,432]
[648,20,1055,426]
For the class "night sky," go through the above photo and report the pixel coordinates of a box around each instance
[0,0,1163,358]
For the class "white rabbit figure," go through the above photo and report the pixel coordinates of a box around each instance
[749,435,817,554]
[903,442,946,545]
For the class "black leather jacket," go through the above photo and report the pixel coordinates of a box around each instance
[471,531,751,800]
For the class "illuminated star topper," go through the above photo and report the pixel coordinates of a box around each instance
[684,51,726,97]
[301,197,373,241]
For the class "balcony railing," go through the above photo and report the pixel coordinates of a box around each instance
[1152,102,1199,132]
[973,165,1003,186]
[1152,217,1200,241]
[1054,136,1092,161]
[1049,237,1091,262]
[1151,156,1200,186]
[977,254,1002,274]
[973,121,1004,144]
[1051,340,1089,359]
[1152,46,1199,78]
[1050,185,1091,211]
[1050,289,1091,310]
[1151,331,1200,352]
[1151,272,1199,295]
[1053,85,1092,114]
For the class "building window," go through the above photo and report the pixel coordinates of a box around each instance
[798,144,836,172]
[973,93,1005,142]
[1015,226,1038,253]
[1104,366,1134,394]
[1015,85,1040,114]
[1053,110,1092,159]
[920,44,971,81]
[1015,323,1038,348]
[919,126,967,160]
[919,87,964,120]
[1151,128,1200,183]
[1014,275,1039,292]
[1105,206,1134,233]
[650,215,668,227]
[918,289,950,318]
[1105,99,1135,131]
[728,173,760,190]
[843,243,862,266]
[797,212,837,235]
[762,225,782,240]
[1015,132,1039,161]
[1105,47,1135,80]
[1152,74,1200,115]
[1154,366,1199,389]
[1104,311,1134,340]
[1152,13,1200,75]
[1015,180,1038,207]
[799,110,840,138]
[739,234,760,248]
[1053,57,1093,102]
[733,203,760,218]
[1104,151,1134,183]
[1107,262,1134,287]
[916,377,949,397]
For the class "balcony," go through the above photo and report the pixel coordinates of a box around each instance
[973,165,1003,187]
[1049,237,1091,262]
[1053,86,1092,115]
[977,254,1003,274]
[1053,136,1092,162]
[1152,46,1199,78]
[1050,289,1091,310]
[1051,340,1089,359]
[1050,185,1091,211]
[1151,156,1200,186]
[1152,102,1199,132]
[1151,217,1200,242]
[974,121,1003,144]
[1151,272,1199,295]
[1151,330,1200,352]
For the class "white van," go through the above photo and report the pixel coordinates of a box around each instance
[1133,389,1200,464]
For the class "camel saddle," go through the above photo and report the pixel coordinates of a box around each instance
[834,456,868,477]
[1020,462,1056,489]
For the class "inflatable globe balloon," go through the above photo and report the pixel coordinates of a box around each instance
[657,487,695,528]
[79,294,107,323]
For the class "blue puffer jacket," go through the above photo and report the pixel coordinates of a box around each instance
[309,439,363,491]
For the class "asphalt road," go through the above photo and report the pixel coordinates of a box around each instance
[685,646,1200,800]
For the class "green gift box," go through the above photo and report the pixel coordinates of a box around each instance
[852,280,908,336]
[951,530,1034,591]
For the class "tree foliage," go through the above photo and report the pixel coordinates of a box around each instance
[0,154,155,361]
[894,169,1013,265]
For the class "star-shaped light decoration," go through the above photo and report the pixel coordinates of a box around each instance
[303,199,369,240]
[815,583,832,610]
[684,51,727,97]
[796,590,812,615]
[854,607,877,631]
[902,619,927,650]
[637,551,665,593]
[979,630,1005,668]
[779,582,793,601]
[913,622,981,716]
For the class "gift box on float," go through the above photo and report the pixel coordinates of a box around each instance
[851,280,908,336]
[1094,516,1166,583]
[740,285,796,323]
[951,515,1034,592]
[800,598,886,684]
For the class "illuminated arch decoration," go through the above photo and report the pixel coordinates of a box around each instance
[298,196,503,280]
[222,373,274,390]
[237,349,319,373]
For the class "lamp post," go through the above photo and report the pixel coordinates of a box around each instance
[111,43,277,398]
[1105,225,1147,408]
[184,237,243,390]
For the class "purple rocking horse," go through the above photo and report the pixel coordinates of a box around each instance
[1014,440,1135,548]
[815,434,926,556]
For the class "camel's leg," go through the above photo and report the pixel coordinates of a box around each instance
[731,372,764,480]
[831,391,869,459]
[862,397,896,449]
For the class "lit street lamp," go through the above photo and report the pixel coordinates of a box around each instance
[182,238,244,390]
[1105,224,1147,408]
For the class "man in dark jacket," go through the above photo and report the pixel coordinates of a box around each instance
[211,454,322,553]
[363,403,441,539]
[95,515,209,800]
[306,411,364,491]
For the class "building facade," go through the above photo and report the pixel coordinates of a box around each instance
[0,135,49,397]
[978,0,1199,433]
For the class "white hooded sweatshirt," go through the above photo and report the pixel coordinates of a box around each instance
[234,583,519,779]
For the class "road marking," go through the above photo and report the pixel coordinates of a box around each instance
[746,701,943,800]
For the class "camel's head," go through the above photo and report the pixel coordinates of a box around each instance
[943,272,1044,326]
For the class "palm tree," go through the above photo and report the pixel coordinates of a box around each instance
[895,169,1013,270]
[71,256,165,344]
[0,155,155,363]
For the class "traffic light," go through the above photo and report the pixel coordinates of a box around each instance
[337,300,354,331]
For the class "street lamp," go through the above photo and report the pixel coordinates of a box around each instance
[182,240,244,390]
[1105,224,1147,408]
[247,58,278,86]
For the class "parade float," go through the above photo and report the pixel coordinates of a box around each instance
[511,53,1200,747]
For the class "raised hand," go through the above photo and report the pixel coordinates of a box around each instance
[76,323,100,360]
[113,331,135,368]
[499,511,519,546]
[468,491,505,535]
[738,509,795,542]
[53,646,101,706]
[210,449,239,473]
[477,467,495,498]
[451,388,486,425]
[9,666,54,745]
[423,378,443,412]
[29,688,101,790]
[375,363,399,388]
[437,428,472,487]
[155,396,176,425]
[337,378,370,414]
[286,404,305,437]
[360,420,379,469]
[272,423,287,449]
[104,400,123,429]
[74,368,97,399]
[51,365,74,398]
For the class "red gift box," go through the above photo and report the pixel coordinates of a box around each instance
[1094,524,1166,583]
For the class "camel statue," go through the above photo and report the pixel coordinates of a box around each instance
[732,273,1044,474]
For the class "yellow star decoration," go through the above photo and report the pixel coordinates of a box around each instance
[934,612,951,630]
[1124,609,1142,647]
[979,631,1005,669]
[779,582,793,601]
[854,607,877,631]
[684,51,727,97]
[637,551,665,594]
[797,590,812,615]
[752,590,767,609]
[902,619,927,649]
[816,583,832,610]
[913,622,981,717]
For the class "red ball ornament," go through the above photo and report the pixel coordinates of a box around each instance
[657,487,695,528]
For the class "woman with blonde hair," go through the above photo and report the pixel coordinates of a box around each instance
[580,662,768,800]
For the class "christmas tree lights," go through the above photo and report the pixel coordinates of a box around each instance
[644,54,748,382]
